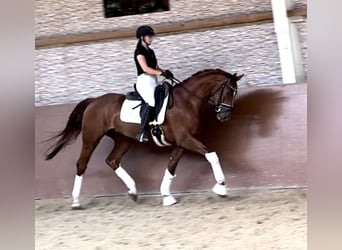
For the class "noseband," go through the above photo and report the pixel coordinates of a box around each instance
[209,77,237,114]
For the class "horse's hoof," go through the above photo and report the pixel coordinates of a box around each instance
[212,183,227,197]
[128,191,138,202]
[71,202,82,209]
[163,195,178,206]
[217,194,227,198]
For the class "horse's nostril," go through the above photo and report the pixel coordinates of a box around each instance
[217,114,226,122]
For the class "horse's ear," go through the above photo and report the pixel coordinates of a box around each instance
[236,74,244,81]
[233,73,237,77]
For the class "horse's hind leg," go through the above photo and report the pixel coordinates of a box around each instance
[160,147,184,206]
[71,132,102,209]
[105,134,137,201]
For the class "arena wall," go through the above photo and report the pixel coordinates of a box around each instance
[35,1,307,199]
[35,83,307,198]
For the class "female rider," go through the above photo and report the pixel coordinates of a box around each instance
[134,25,173,142]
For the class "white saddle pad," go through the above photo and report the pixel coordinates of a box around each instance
[120,95,169,124]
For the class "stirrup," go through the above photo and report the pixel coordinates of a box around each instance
[136,132,149,142]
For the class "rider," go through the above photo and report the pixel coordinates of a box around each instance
[134,25,174,142]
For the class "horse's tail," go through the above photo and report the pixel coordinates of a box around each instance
[44,98,95,160]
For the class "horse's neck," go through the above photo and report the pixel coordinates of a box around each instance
[173,75,222,114]
[182,76,221,98]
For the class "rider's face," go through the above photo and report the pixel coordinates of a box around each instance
[143,35,154,45]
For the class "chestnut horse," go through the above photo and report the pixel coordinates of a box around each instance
[45,69,244,207]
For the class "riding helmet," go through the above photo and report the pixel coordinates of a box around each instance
[136,25,156,39]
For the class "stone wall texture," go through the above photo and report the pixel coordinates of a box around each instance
[35,0,307,106]
[36,0,273,38]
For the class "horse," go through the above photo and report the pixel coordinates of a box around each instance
[44,68,244,207]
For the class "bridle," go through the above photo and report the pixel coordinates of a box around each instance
[210,77,237,114]
[171,77,238,114]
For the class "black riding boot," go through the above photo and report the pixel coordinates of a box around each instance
[136,105,154,142]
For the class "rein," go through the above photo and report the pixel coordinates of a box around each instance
[172,77,209,104]
[171,77,237,113]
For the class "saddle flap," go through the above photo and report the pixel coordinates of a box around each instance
[126,91,142,101]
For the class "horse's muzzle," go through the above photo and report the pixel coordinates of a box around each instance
[217,112,231,122]
[215,104,233,122]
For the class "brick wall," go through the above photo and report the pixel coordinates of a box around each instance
[35,0,307,105]
[36,0,276,38]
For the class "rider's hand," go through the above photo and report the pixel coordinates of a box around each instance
[161,69,174,79]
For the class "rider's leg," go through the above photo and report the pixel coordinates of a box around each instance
[136,104,155,142]
[135,74,157,142]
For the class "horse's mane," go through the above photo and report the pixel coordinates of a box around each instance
[178,68,233,86]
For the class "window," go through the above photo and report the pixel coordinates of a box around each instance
[103,0,170,18]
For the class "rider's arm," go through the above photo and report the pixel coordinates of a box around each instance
[137,55,162,76]
[156,64,164,72]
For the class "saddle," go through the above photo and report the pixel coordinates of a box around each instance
[125,80,173,120]
[120,81,174,147]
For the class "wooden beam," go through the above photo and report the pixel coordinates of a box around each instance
[35,7,306,48]
[287,7,307,17]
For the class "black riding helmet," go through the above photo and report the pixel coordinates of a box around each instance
[136,25,156,39]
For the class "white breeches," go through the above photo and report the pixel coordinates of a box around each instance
[136,73,158,107]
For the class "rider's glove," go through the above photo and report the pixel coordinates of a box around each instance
[161,69,174,79]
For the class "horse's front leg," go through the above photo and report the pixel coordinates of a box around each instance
[205,152,227,197]
[160,147,184,206]
[179,135,227,197]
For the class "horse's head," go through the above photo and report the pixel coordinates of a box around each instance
[176,69,244,122]
[210,72,244,122]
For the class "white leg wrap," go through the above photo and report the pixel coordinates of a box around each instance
[160,169,176,196]
[212,183,227,196]
[72,175,83,200]
[163,196,178,206]
[205,152,225,184]
[71,175,83,208]
[115,166,137,194]
[160,169,177,206]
